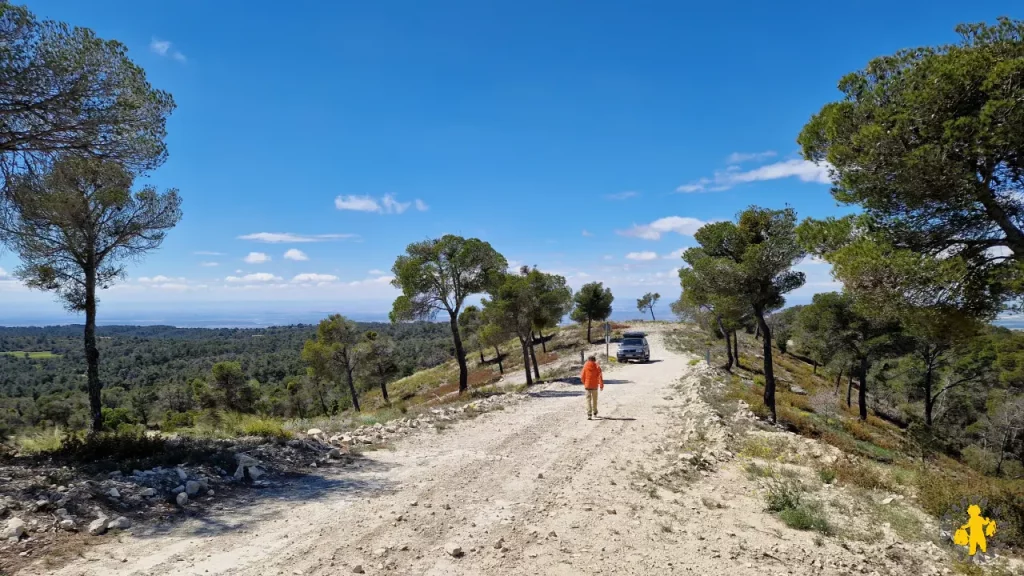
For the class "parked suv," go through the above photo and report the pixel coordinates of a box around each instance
[616,331,650,363]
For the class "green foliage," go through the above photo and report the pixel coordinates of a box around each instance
[101,407,136,431]
[162,410,197,431]
[390,234,507,393]
[799,18,1024,300]
[238,416,290,439]
[571,282,614,340]
[636,292,660,321]
[682,207,806,422]
[817,467,837,484]
[0,2,175,179]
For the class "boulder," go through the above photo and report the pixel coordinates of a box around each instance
[185,481,202,496]
[108,516,131,530]
[351,566,365,574]
[59,519,76,532]
[176,467,188,481]
[176,492,189,507]
[172,485,185,494]
[248,466,266,480]
[2,517,27,540]
[444,543,464,558]
[235,453,259,468]
[328,448,346,459]
[307,428,323,436]
[140,488,157,497]
[789,385,808,396]
[108,488,120,498]
[88,517,108,536]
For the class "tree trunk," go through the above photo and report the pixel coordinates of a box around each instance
[813,361,817,375]
[716,315,733,371]
[449,312,469,394]
[847,370,853,408]
[755,310,776,424]
[587,319,592,343]
[858,355,868,421]
[996,430,1009,475]
[923,360,935,427]
[834,367,844,394]
[649,306,656,322]
[520,337,533,386]
[732,330,740,368]
[540,330,547,353]
[479,348,485,363]
[497,355,504,374]
[529,336,541,380]
[754,322,760,340]
[315,380,329,416]
[83,266,103,432]
[344,350,360,412]
[378,366,390,404]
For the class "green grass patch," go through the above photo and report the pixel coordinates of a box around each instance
[779,502,833,535]
[15,427,64,454]
[688,358,701,366]
[1,350,60,359]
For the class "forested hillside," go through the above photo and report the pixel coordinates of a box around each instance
[0,323,453,434]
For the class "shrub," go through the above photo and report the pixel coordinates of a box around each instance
[754,375,766,387]
[764,479,803,512]
[162,410,197,431]
[101,407,137,431]
[818,467,837,484]
[835,459,891,491]
[779,501,833,534]
[688,358,701,366]
[239,417,290,439]
[916,465,1024,549]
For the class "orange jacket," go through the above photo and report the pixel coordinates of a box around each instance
[581,360,604,390]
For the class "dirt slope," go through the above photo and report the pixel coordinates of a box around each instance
[30,329,971,575]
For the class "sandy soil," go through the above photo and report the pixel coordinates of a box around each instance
[26,328,987,576]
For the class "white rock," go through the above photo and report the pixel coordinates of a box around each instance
[108,488,120,498]
[247,466,266,480]
[88,518,108,536]
[108,516,131,530]
[493,537,505,549]
[140,488,157,497]
[172,485,185,494]
[176,467,188,481]
[2,517,27,540]
[185,481,201,496]
[235,453,259,468]
[59,519,76,532]
[307,428,323,436]
[444,543,464,557]
[176,492,189,507]
[208,490,215,496]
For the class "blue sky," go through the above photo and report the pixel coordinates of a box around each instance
[0,0,1016,323]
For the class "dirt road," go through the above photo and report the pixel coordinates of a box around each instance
[35,330,955,576]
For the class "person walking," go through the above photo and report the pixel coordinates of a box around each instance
[581,355,604,420]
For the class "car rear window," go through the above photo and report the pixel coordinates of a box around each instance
[622,338,644,346]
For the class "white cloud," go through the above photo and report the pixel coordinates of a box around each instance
[238,232,356,243]
[291,273,338,283]
[603,255,614,260]
[138,275,186,284]
[582,229,593,237]
[626,251,658,261]
[226,273,282,283]
[284,249,309,261]
[334,195,381,212]
[664,248,687,259]
[244,252,270,264]
[200,262,219,267]
[150,38,185,63]
[677,159,832,193]
[725,150,777,164]
[605,191,639,201]
[335,194,426,214]
[194,251,224,256]
[381,194,411,214]
[368,269,385,275]
[0,267,6,278]
[617,216,710,240]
